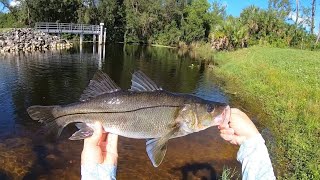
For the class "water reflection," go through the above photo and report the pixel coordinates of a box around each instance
[0,44,239,179]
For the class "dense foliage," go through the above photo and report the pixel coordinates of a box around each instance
[0,0,318,49]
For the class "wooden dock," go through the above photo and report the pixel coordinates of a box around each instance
[35,22,106,44]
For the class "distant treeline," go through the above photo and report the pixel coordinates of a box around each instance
[0,0,319,50]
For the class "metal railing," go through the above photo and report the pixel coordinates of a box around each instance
[35,22,101,35]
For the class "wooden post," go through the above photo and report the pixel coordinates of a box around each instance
[93,34,96,43]
[99,23,104,45]
[93,34,96,53]
[104,28,107,44]
[80,34,84,45]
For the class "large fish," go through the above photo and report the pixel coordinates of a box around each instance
[27,71,230,167]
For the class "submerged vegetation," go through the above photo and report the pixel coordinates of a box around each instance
[1,0,319,50]
[211,47,320,179]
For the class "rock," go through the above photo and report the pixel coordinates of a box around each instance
[0,28,73,54]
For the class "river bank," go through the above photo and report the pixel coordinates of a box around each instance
[0,28,73,53]
[194,46,319,179]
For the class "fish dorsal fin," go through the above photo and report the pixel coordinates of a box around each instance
[80,71,121,101]
[130,71,162,92]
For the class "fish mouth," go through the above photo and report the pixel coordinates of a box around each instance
[212,105,231,126]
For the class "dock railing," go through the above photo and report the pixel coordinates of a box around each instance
[35,22,101,35]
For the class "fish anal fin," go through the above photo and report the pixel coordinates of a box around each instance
[130,71,162,92]
[146,123,180,167]
[69,123,94,140]
[80,70,121,101]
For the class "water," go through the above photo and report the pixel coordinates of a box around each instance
[0,44,240,179]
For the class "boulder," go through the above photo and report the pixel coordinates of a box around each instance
[0,28,73,54]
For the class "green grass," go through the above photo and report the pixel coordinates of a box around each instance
[200,46,320,179]
[0,28,13,33]
[221,167,238,180]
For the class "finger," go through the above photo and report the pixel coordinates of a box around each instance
[218,125,227,130]
[229,138,239,145]
[100,133,107,143]
[221,106,231,127]
[219,123,230,130]
[220,133,234,141]
[231,108,242,115]
[105,133,118,154]
[220,128,235,135]
[103,133,118,165]
[85,121,103,145]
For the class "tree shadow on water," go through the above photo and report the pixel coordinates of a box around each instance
[174,163,217,180]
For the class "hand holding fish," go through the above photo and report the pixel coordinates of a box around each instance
[81,121,118,166]
[27,70,230,167]
[219,108,259,145]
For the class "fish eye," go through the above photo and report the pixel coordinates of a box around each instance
[206,105,214,113]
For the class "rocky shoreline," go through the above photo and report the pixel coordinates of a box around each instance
[0,28,73,53]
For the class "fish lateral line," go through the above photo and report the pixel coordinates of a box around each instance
[53,104,184,120]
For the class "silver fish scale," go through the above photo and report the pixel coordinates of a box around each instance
[56,106,181,139]
[102,106,179,139]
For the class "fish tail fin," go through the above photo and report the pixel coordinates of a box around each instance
[27,105,58,123]
[27,105,64,138]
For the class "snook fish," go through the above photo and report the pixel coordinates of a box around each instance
[27,71,230,167]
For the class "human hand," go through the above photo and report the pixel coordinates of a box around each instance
[219,108,259,145]
[81,121,118,165]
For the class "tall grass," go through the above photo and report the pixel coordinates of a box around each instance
[209,47,320,179]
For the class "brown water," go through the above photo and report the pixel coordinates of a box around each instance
[0,44,240,179]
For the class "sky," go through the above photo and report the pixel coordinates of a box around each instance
[219,0,269,16]
[215,0,320,33]
[1,0,320,33]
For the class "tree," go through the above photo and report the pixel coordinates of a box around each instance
[0,0,20,20]
[295,0,299,25]
[209,0,227,28]
[268,0,292,19]
[181,0,210,43]
[311,0,316,34]
[316,23,320,43]
[97,0,125,42]
[22,0,82,25]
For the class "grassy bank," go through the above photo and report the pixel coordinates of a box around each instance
[198,46,319,179]
[0,28,13,33]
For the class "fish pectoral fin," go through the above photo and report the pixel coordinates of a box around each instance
[130,70,162,92]
[69,123,94,140]
[146,138,168,167]
[80,70,121,102]
[146,124,180,167]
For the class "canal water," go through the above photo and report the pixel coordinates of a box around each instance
[0,44,240,179]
